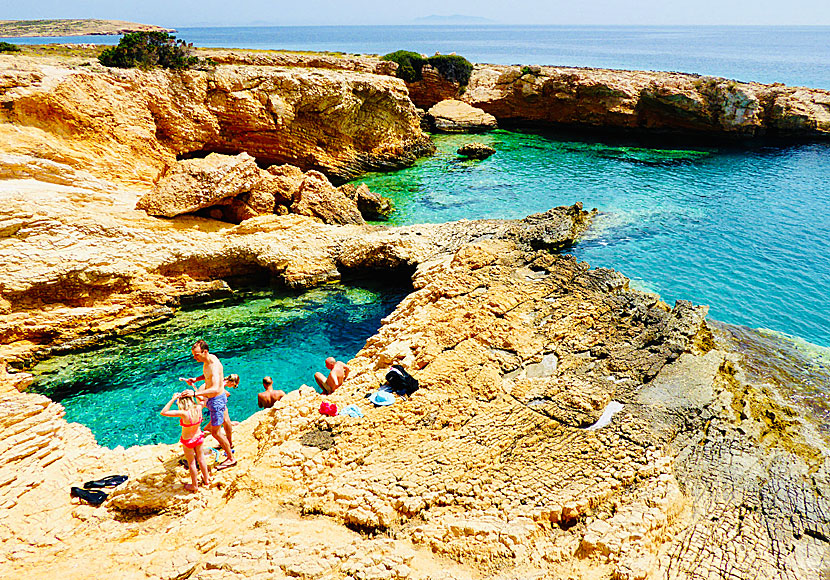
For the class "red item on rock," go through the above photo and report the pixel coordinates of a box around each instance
[319,401,337,416]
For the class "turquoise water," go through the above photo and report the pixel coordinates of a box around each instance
[31,283,408,448]
[356,131,830,349]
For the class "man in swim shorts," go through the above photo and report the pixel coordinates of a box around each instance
[184,339,236,470]
[314,356,350,395]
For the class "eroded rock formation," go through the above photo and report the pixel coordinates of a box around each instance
[426,99,498,133]
[0,54,434,189]
[2,228,827,580]
[405,64,830,140]
[136,152,378,225]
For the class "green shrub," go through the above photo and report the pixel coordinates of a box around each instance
[382,50,474,87]
[0,41,21,53]
[98,31,198,69]
[381,50,427,82]
[427,54,473,86]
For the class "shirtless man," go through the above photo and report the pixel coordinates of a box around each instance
[257,376,286,409]
[314,357,350,395]
[184,339,236,470]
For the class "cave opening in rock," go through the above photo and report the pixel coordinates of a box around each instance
[28,279,411,448]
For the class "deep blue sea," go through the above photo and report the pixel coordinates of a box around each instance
[5,25,830,88]
[18,25,830,446]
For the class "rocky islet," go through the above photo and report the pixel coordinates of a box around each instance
[1,46,829,580]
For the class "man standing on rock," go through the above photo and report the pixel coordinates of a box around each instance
[184,339,236,470]
[257,376,285,409]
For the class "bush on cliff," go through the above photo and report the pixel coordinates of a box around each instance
[382,50,474,87]
[0,41,21,53]
[427,54,473,86]
[98,31,198,69]
[381,50,428,82]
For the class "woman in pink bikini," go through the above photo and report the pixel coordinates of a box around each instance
[160,390,211,492]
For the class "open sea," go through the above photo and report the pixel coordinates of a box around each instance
[20,25,830,446]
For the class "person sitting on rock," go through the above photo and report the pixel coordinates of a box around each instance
[257,376,286,409]
[314,357,349,395]
[160,390,211,493]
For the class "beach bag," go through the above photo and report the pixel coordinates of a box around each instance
[385,365,419,396]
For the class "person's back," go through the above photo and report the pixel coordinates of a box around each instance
[315,357,349,395]
[258,376,285,409]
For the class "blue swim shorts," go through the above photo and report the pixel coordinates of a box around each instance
[206,393,228,427]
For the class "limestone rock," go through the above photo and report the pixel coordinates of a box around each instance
[0,56,435,188]
[406,64,462,109]
[265,164,306,206]
[427,99,498,133]
[462,64,830,139]
[339,183,394,220]
[136,152,261,217]
[457,142,496,160]
[292,171,365,225]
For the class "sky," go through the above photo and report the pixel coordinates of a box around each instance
[4,0,830,26]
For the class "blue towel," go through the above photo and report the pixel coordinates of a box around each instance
[339,404,364,418]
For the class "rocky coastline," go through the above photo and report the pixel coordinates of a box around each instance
[0,19,175,37]
[2,47,830,580]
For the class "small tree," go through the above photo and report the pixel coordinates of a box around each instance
[381,50,428,83]
[381,50,473,87]
[98,31,198,69]
[427,54,473,86]
[0,41,21,53]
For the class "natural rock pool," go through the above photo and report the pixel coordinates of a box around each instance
[359,130,830,349]
[30,282,409,448]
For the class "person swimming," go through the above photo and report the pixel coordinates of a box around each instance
[160,390,211,493]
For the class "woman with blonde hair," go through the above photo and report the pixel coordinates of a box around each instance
[160,390,211,492]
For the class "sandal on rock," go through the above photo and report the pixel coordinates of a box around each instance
[83,475,128,489]
[70,486,108,506]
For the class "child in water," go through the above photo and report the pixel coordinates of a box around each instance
[160,390,211,493]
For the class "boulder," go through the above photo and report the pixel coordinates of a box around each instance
[265,164,307,206]
[292,171,365,225]
[457,142,496,160]
[136,152,260,218]
[427,99,498,133]
[338,183,394,220]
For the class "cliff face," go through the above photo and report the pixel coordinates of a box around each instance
[0,55,434,188]
[406,64,830,139]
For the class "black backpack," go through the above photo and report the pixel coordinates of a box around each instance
[385,365,419,396]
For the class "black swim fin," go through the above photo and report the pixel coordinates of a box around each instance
[83,474,128,489]
[70,486,108,506]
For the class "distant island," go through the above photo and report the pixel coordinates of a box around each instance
[412,14,496,24]
[0,19,175,38]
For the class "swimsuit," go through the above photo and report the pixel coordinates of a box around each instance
[179,412,203,449]
[205,393,228,427]
[180,432,205,449]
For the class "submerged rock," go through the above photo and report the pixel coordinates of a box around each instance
[427,99,498,133]
[457,142,496,160]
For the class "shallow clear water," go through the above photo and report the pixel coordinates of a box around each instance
[31,282,408,448]
[356,131,830,349]
[4,25,830,89]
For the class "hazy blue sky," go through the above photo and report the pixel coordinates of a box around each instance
[5,0,830,26]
